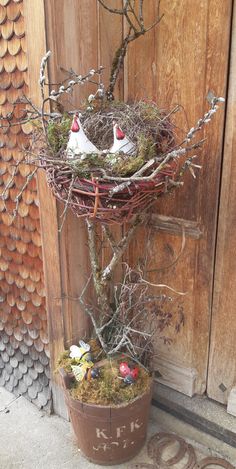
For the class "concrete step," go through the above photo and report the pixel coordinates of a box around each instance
[153,382,236,448]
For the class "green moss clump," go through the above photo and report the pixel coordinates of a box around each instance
[58,345,152,406]
[70,358,152,406]
[57,350,77,372]
[137,134,156,161]
[70,153,106,178]
[111,154,145,176]
[47,115,71,153]
[69,150,155,178]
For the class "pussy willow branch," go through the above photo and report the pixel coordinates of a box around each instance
[13,168,38,218]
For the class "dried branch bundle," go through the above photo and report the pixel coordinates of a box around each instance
[77,263,184,368]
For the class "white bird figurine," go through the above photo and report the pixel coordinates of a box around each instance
[109,121,135,155]
[67,113,99,158]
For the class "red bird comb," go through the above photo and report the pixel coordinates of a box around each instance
[116,125,125,140]
[71,114,80,132]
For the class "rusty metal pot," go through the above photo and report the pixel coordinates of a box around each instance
[59,368,153,465]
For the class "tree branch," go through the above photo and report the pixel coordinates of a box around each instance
[101,215,144,281]
[98,0,164,98]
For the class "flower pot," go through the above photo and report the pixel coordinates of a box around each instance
[59,368,153,465]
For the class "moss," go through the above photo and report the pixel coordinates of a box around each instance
[137,134,156,161]
[111,154,145,176]
[109,45,123,87]
[70,153,106,178]
[69,151,151,178]
[69,358,152,406]
[58,347,151,406]
[47,114,71,153]
[57,350,77,372]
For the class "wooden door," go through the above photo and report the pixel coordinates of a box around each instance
[207,2,236,416]
[126,0,232,397]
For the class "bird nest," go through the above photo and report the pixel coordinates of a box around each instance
[40,101,179,224]
[46,161,177,224]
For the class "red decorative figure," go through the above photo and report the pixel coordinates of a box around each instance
[119,362,139,383]
[130,366,139,380]
[119,362,130,377]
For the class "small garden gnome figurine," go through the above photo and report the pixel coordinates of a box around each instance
[109,120,135,155]
[67,113,99,158]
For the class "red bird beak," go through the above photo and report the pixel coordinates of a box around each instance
[71,115,80,132]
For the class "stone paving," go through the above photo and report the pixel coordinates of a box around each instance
[0,387,235,468]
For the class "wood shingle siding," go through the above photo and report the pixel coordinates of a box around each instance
[0,0,51,412]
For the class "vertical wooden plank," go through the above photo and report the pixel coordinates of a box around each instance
[207,3,236,406]
[44,0,99,104]
[44,0,99,348]
[24,0,67,417]
[125,0,232,395]
[98,0,124,282]
[190,0,232,393]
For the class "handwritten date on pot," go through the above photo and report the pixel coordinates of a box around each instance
[93,419,143,452]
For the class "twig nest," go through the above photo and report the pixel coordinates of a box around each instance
[43,101,178,223]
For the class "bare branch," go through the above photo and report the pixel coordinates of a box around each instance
[102,224,118,253]
[98,0,164,98]
[139,279,187,296]
[86,219,100,283]
[101,215,144,281]
[13,168,38,219]
[97,0,128,15]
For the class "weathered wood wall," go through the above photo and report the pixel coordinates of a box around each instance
[207,2,236,410]
[22,0,234,415]
[0,0,51,411]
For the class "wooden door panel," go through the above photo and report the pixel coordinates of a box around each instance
[126,0,232,396]
[128,221,208,396]
[207,4,236,411]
